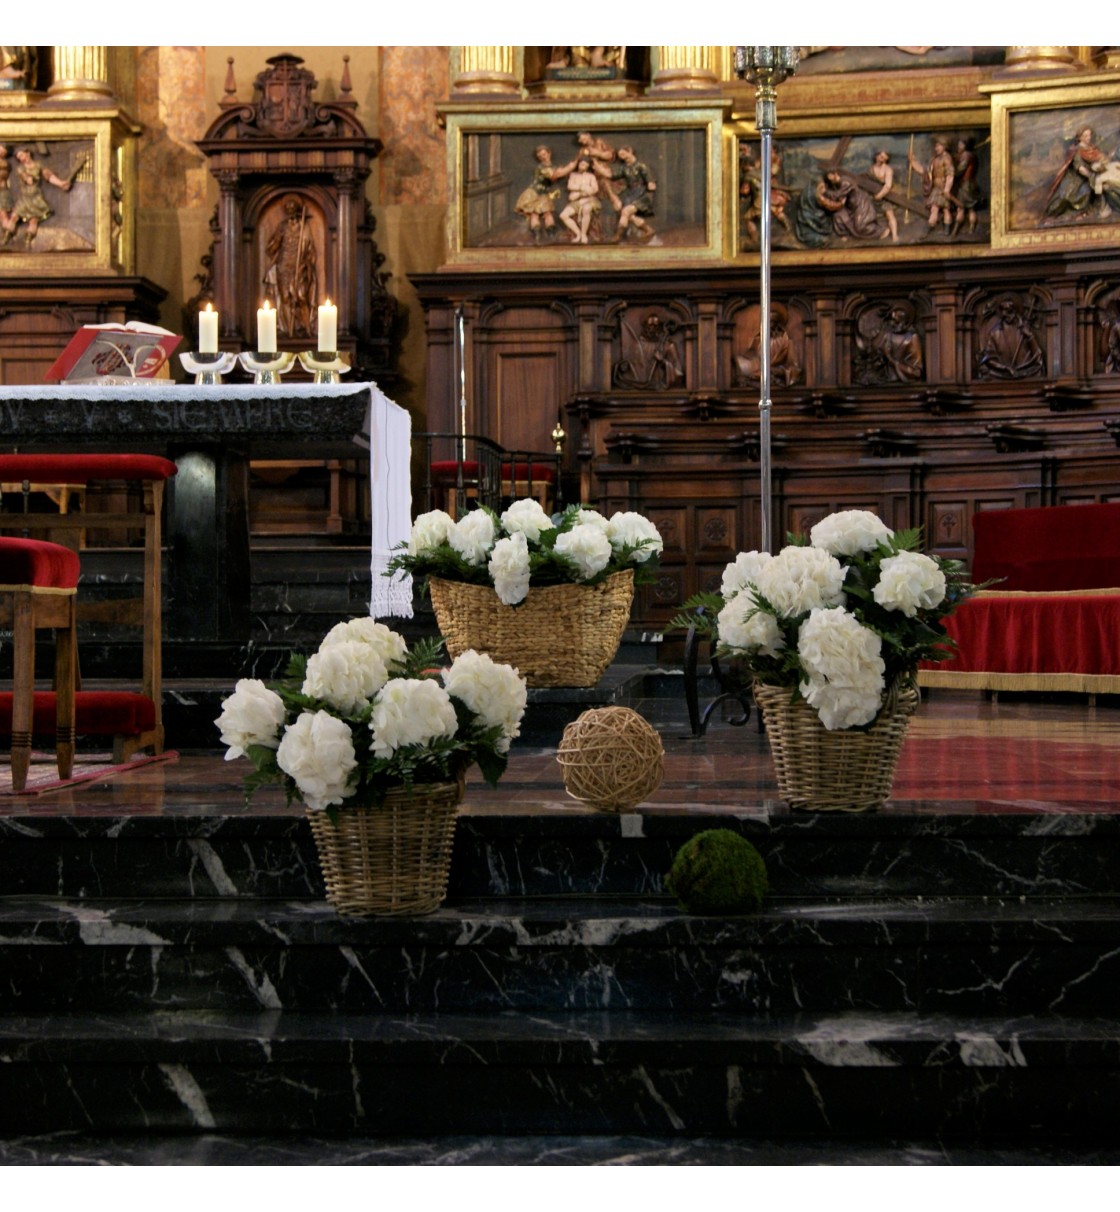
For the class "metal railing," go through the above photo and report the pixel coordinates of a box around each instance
[415,432,563,517]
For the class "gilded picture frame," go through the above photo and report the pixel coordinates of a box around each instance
[439,100,727,267]
[986,74,1120,251]
[724,102,993,264]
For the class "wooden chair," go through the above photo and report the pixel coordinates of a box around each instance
[0,454,177,758]
[0,536,78,791]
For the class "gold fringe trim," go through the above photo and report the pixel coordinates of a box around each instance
[975,587,1120,599]
[0,583,76,595]
[919,670,1120,693]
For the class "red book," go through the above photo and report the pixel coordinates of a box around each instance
[45,322,182,383]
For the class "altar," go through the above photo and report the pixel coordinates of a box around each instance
[0,382,412,645]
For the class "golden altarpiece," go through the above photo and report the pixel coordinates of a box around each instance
[414,45,1120,634]
[0,47,161,384]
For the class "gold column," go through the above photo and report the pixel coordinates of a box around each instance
[650,46,720,92]
[1001,47,1081,72]
[452,46,520,96]
[48,46,115,102]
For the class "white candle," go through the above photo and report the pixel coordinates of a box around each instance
[199,303,218,353]
[257,301,277,353]
[318,298,337,353]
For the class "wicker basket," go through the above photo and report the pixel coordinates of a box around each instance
[428,569,635,688]
[753,678,920,812]
[306,781,461,916]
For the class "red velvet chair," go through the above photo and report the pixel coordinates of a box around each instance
[0,454,177,758]
[0,536,78,791]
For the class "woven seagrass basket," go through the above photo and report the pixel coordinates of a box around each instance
[753,678,920,812]
[428,568,635,688]
[306,781,461,916]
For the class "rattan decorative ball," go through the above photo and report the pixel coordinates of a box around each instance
[556,706,665,811]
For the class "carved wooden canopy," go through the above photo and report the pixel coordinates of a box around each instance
[194,53,393,379]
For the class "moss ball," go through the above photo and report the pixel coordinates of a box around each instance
[665,829,768,914]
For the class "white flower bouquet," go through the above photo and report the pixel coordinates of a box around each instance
[386,499,663,604]
[675,510,975,731]
[216,618,527,812]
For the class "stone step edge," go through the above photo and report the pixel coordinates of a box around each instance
[1,1008,1118,1067]
[3,894,1120,946]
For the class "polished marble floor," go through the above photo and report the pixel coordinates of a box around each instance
[2,687,1117,819]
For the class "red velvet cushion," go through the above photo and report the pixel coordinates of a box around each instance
[0,691,155,736]
[429,460,480,483]
[0,454,177,483]
[972,503,1120,591]
[501,462,555,482]
[0,537,80,589]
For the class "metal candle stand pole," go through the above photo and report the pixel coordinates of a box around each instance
[735,45,798,555]
[681,47,800,739]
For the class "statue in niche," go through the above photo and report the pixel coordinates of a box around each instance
[1098,293,1120,374]
[0,46,36,90]
[734,305,802,387]
[613,313,683,390]
[263,197,319,338]
[854,302,924,385]
[977,295,1044,380]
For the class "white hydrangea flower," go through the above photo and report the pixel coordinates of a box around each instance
[810,509,894,557]
[554,523,613,581]
[276,710,358,811]
[755,545,847,618]
[500,498,555,544]
[717,592,785,658]
[409,509,455,556]
[319,618,408,670]
[606,511,664,563]
[571,508,609,534]
[215,679,287,761]
[302,640,389,716]
[797,607,886,730]
[873,550,947,618]
[489,531,532,606]
[369,677,459,759]
[443,649,528,754]
[721,550,773,600]
[449,509,496,566]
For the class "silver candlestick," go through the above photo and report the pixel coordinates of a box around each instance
[298,350,350,385]
[238,350,295,386]
[180,351,238,386]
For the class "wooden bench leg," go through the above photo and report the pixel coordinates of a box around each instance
[54,597,76,780]
[10,593,34,792]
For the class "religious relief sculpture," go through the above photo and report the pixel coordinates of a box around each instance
[613,312,684,390]
[0,144,88,250]
[740,129,990,252]
[0,46,37,90]
[976,294,1045,380]
[546,46,626,78]
[1097,289,1120,374]
[853,301,924,386]
[733,304,803,387]
[262,197,320,338]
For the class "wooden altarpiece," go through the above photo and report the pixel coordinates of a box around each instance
[195,53,392,378]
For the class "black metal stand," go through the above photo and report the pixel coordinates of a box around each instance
[682,606,758,737]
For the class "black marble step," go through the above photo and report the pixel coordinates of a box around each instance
[2,809,1117,901]
[3,1131,1118,1166]
[1,1006,1117,1139]
[1,896,1118,1016]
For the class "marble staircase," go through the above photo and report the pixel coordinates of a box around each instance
[1,800,1118,1142]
